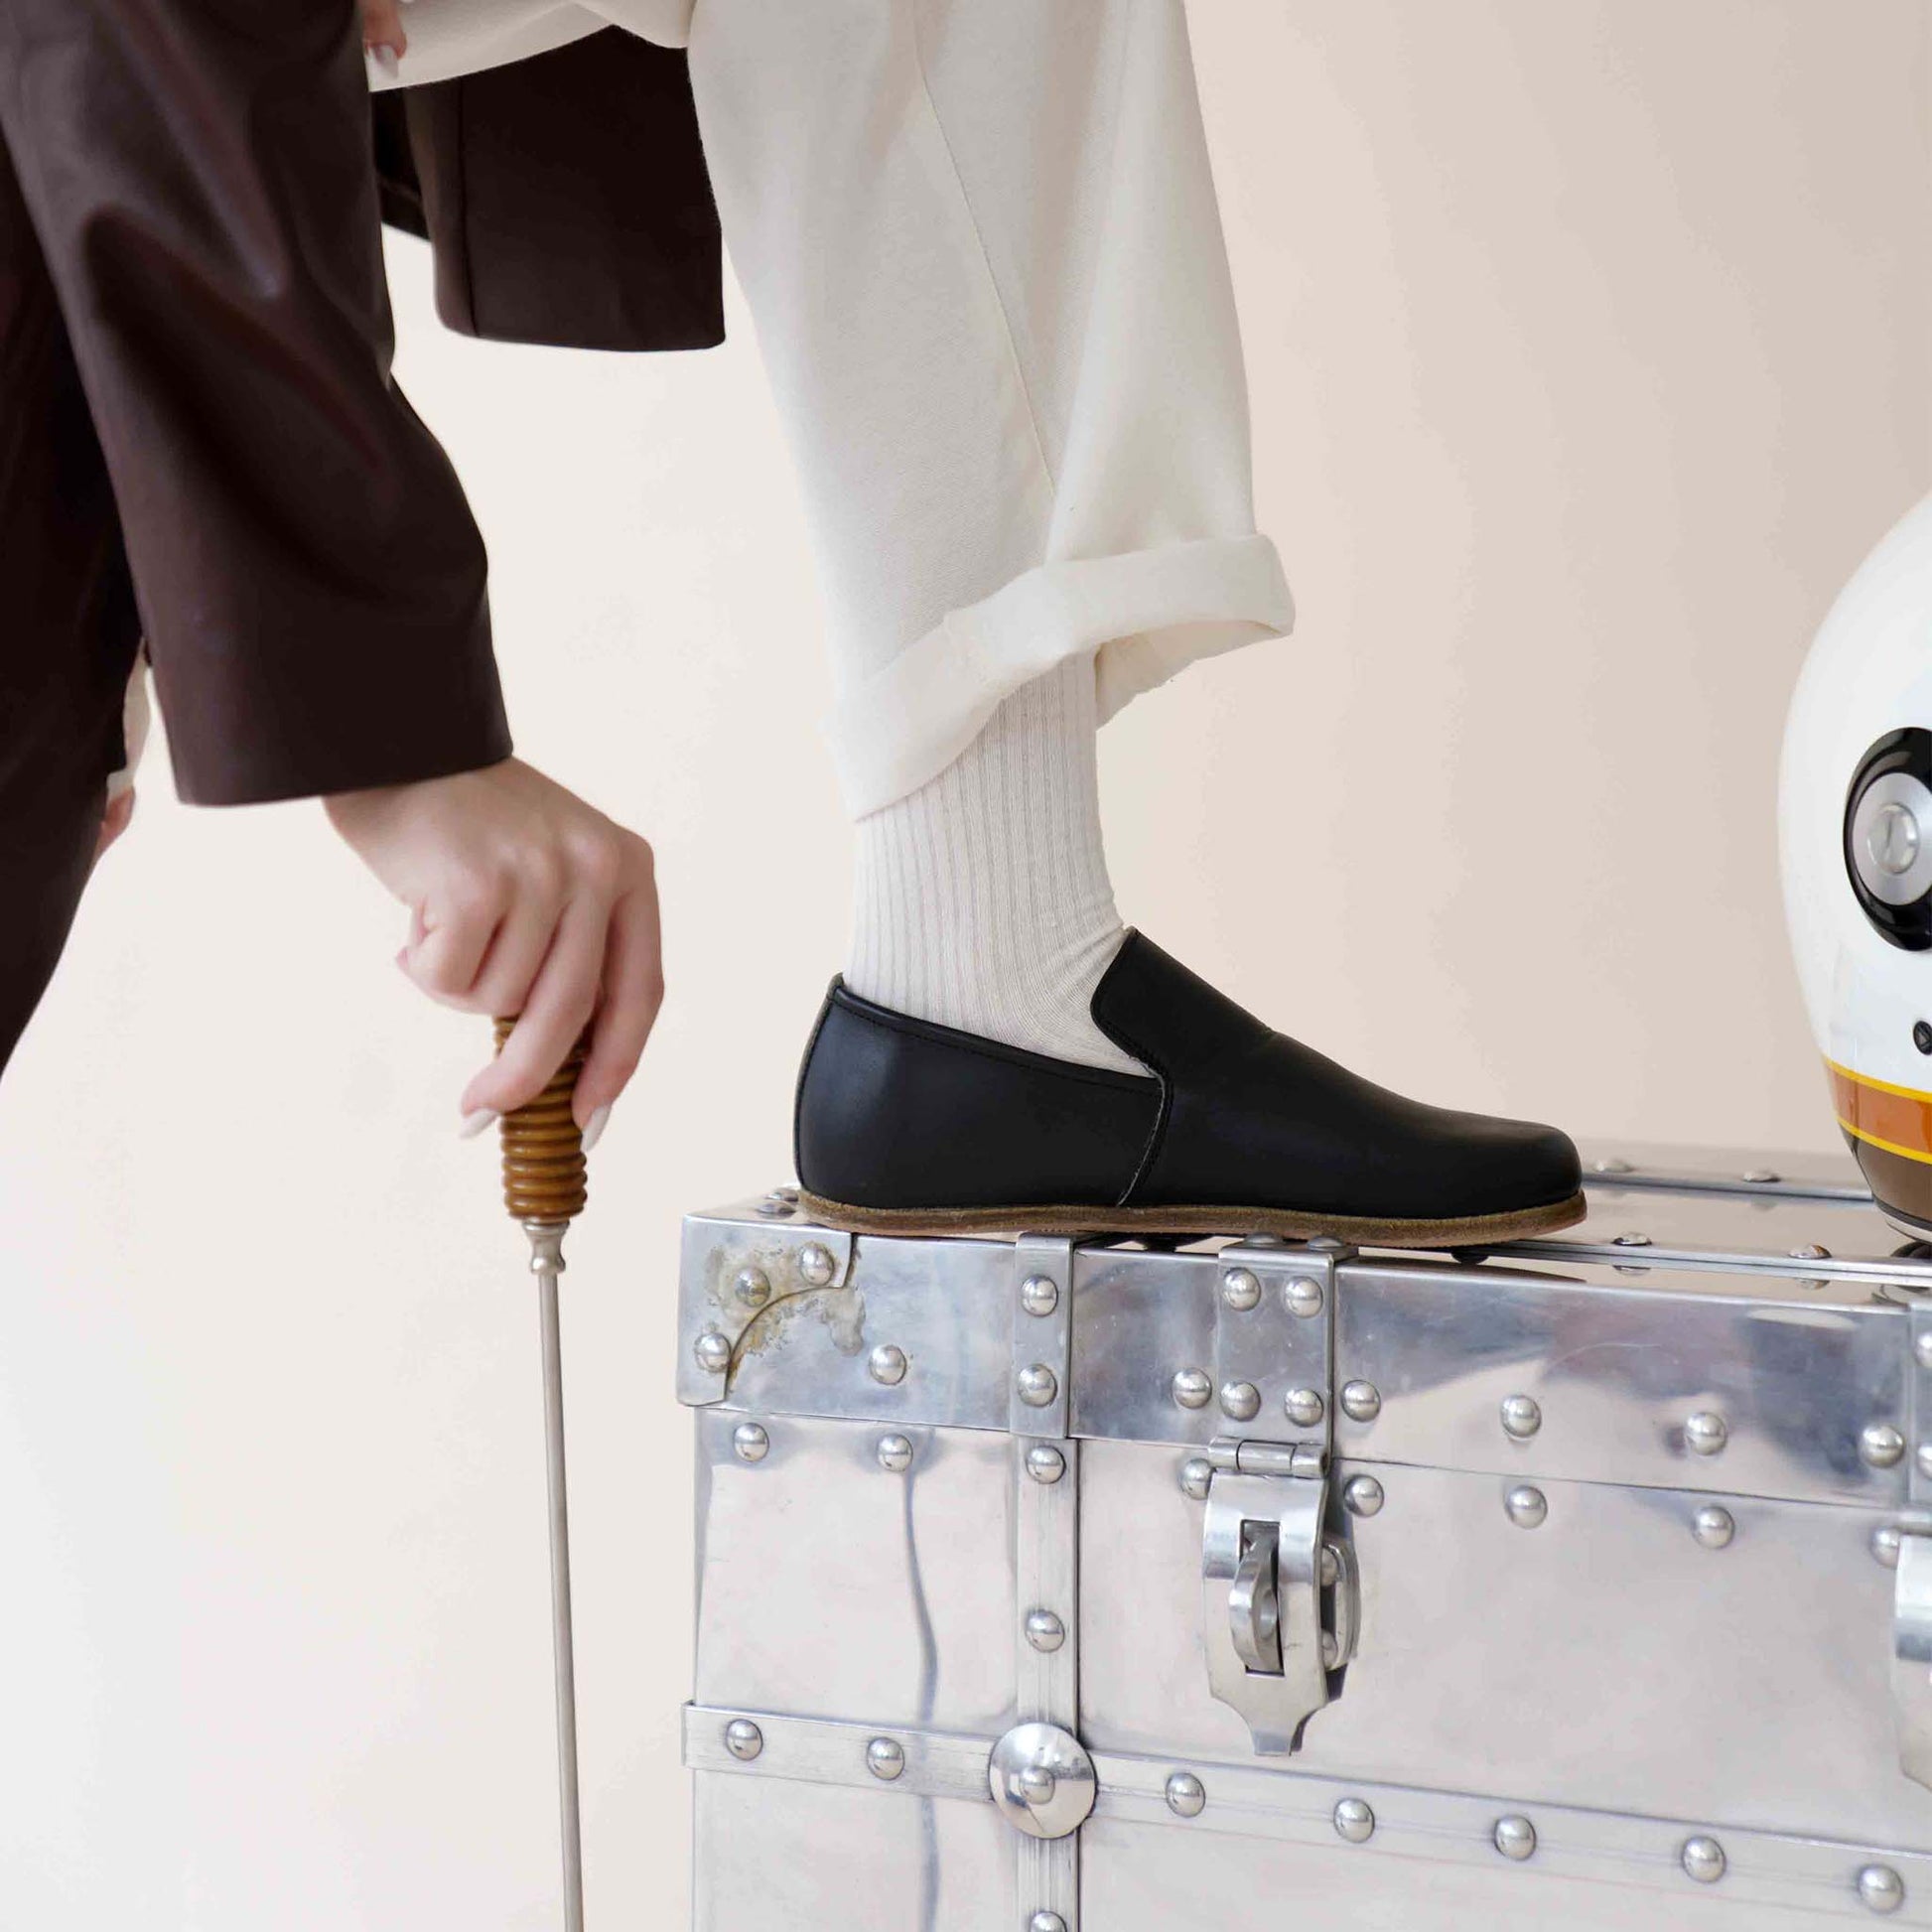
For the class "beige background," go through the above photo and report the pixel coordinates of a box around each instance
[2,3,1928,1924]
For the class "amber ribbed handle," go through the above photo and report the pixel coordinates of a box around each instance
[492,1019,590,1225]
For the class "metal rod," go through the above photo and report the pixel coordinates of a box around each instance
[529,1223,585,1932]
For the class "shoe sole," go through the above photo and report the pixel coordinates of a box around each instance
[795,1187,1589,1252]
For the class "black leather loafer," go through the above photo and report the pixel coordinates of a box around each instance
[793,931,1584,1249]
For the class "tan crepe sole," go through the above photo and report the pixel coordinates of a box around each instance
[796,1187,1588,1252]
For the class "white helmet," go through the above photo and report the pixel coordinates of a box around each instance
[1781,493,1932,1236]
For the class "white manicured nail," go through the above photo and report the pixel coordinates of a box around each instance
[581,1105,612,1155]
[458,1108,499,1141]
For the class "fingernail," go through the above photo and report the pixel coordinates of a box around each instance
[369,43,401,78]
[458,1108,499,1141]
[581,1105,612,1155]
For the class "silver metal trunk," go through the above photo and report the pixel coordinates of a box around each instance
[677,1147,1932,1927]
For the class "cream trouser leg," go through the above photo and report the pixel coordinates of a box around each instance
[683,0,1293,818]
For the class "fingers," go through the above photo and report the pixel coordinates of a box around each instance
[461,895,607,1121]
[575,869,666,1131]
[400,878,501,1006]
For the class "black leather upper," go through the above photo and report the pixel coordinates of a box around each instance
[793,931,1581,1220]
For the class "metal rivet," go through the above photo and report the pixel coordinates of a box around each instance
[756,1197,790,1217]
[1916,1333,1932,1370]
[1027,1444,1067,1485]
[732,1422,769,1463]
[693,1329,733,1375]
[1692,1504,1734,1550]
[1916,1443,1932,1482]
[724,1719,762,1761]
[1505,1484,1548,1529]
[1333,1797,1375,1843]
[1858,1863,1906,1914]
[1219,1380,1261,1422]
[797,1242,836,1288]
[1741,1169,1781,1184]
[1020,1274,1059,1317]
[1339,1380,1382,1423]
[1493,1815,1537,1862]
[877,1433,913,1473]
[866,1736,904,1781]
[1681,1836,1726,1884]
[1612,1231,1653,1248]
[1025,1608,1066,1653]
[1019,1766,1056,1807]
[1500,1394,1542,1440]
[1165,1771,1206,1818]
[1029,1915,1067,1932]
[1874,1524,1904,1570]
[1593,1157,1635,1174]
[1685,1411,1727,1456]
[1343,1474,1385,1518]
[1863,1422,1907,1469]
[1286,1276,1324,1318]
[868,1343,907,1387]
[733,1266,771,1310]
[1789,1243,1833,1262]
[769,1185,800,1203]
[1178,1455,1213,1501]
[1173,1367,1213,1410]
[1017,1363,1058,1408]
[1220,1267,1262,1311]
[1285,1386,1325,1428]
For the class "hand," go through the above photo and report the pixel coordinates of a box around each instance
[326,759,663,1141]
[360,0,407,75]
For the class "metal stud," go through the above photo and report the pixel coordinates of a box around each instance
[1286,1276,1324,1318]
[1741,1168,1781,1184]
[868,1343,908,1387]
[1681,1836,1726,1884]
[1339,1380,1382,1423]
[1684,1411,1728,1456]
[1285,1386,1325,1428]
[1016,1363,1058,1408]
[1916,1442,1932,1482]
[1343,1474,1385,1518]
[1863,1422,1907,1469]
[1504,1484,1548,1529]
[733,1266,771,1311]
[769,1185,800,1203]
[877,1434,913,1473]
[1220,1267,1262,1311]
[756,1197,790,1218]
[1874,1524,1904,1570]
[724,1719,762,1761]
[1165,1771,1206,1818]
[1493,1815,1537,1862]
[1029,1915,1067,1932]
[1789,1243,1833,1262]
[1178,1455,1213,1501]
[866,1736,904,1781]
[1024,1608,1066,1654]
[1916,1331,1932,1370]
[1333,1797,1376,1843]
[1027,1444,1067,1485]
[1219,1380,1261,1422]
[1593,1157,1635,1174]
[1692,1504,1734,1550]
[731,1422,769,1463]
[797,1242,836,1288]
[1020,1274,1059,1318]
[1500,1394,1542,1440]
[693,1329,733,1375]
[1172,1367,1213,1411]
[1858,1863,1906,1914]
[1612,1231,1653,1247]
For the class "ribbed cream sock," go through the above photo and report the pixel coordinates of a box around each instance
[845,653,1144,1075]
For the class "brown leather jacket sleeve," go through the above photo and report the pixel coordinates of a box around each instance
[0,0,510,805]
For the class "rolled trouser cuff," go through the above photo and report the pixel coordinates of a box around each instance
[830,533,1294,819]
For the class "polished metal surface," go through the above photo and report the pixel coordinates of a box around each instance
[732,1421,769,1463]
[1862,1864,1908,1914]
[1494,1814,1537,1861]
[1574,1140,1868,1203]
[1343,1473,1384,1517]
[1504,1484,1548,1529]
[1682,1835,1727,1883]
[876,1432,913,1472]
[987,1723,1096,1841]
[1333,1796,1376,1842]
[1685,1410,1729,1456]
[1022,1274,1061,1318]
[868,1342,908,1387]
[1501,1393,1543,1440]
[1164,1771,1206,1818]
[1220,1268,1261,1312]
[866,1735,905,1780]
[1027,1444,1067,1485]
[1012,1237,1075,1442]
[1853,770,1932,905]
[1692,1504,1735,1550]
[724,1718,763,1761]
